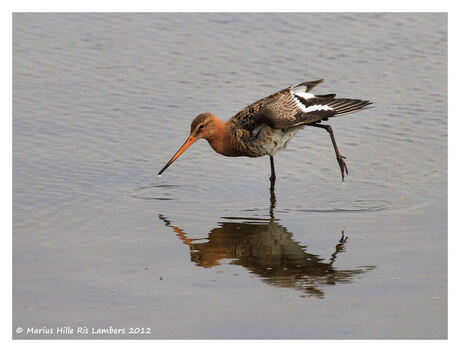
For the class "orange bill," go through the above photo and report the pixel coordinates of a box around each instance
[158,136,197,175]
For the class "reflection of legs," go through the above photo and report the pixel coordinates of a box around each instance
[329,230,348,265]
[310,123,348,181]
[269,185,276,220]
[339,230,348,244]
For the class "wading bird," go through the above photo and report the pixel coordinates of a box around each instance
[158,79,372,190]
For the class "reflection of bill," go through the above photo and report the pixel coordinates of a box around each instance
[159,215,375,298]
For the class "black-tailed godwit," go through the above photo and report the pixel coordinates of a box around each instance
[158,79,372,190]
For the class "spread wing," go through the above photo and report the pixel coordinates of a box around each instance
[228,79,325,131]
[259,83,373,129]
[229,80,372,132]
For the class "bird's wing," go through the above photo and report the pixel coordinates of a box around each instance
[259,83,372,129]
[229,79,326,131]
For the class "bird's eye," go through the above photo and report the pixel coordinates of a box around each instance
[198,124,205,130]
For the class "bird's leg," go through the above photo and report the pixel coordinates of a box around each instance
[269,155,277,198]
[269,155,276,188]
[310,123,348,182]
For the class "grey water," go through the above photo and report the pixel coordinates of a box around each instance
[13,13,447,339]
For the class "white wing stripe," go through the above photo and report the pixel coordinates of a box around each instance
[291,89,316,113]
[294,91,315,100]
[291,86,334,113]
[304,104,333,113]
[292,96,308,112]
[291,89,333,113]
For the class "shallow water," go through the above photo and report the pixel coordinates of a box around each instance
[13,13,447,339]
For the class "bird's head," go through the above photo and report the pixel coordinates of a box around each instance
[158,113,221,175]
[189,113,220,140]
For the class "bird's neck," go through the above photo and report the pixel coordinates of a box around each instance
[206,119,235,156]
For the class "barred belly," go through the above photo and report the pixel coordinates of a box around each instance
[243,125,303,157]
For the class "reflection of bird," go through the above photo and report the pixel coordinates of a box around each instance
[158,79,372,190]
[159,214,374,298]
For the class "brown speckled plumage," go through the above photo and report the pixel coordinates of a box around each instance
[224,79,371,157]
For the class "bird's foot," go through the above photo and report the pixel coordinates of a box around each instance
[337,154,348,182]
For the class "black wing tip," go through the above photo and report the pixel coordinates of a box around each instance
[325,98,373,116]
[359,100,374,110]
[315,93,336,99]
[309,78,324,85]
[293,79,325,91]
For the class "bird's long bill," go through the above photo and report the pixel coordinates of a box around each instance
[158,135,197,175]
